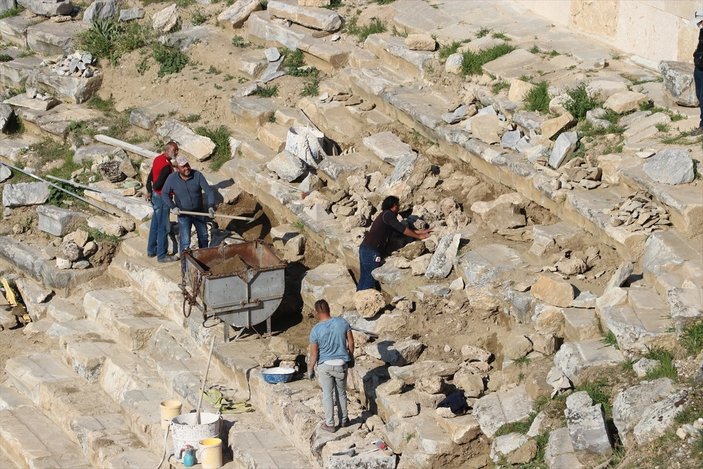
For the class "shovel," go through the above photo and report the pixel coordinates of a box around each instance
[195,335,216,424]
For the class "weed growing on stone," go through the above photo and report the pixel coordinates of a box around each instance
[494,412,538,437]
[0,5,23,19]
[476,27,490,38]
[438,41,461,62]
[460,43,515,76]
[192,11,207,25]
[492,31,510,41]
[621,357,634,372]
[152,43,188,76]
[491,80,509,94]
[345,16,386,42]
[259,0,268,9]
[80,20,152,66]
[255,84,278,97]
[661,131,703,145]
[375,0,395,4]
[513,356,531,366]
[644,348,678,381]
[231,35,248,48]
[87,227,120,244]
[86,95,116,113]
[524,81,550,113]
[183,114,201,123]
[283,49,318,77]
[563,83,600,120]
[529,45,541,54]
[223,74,234,81]
[601,330,619,348]
[292,219,306,231]
[324,0,342,9]
[682,321,703,356]
[576,379,612,416]
[136,56,150,75]
[655,123,670,133]
[391,25,408,38]
[196,126,231,171]
[207,65,221,75]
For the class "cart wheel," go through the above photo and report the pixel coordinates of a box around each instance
[182,296,193,318]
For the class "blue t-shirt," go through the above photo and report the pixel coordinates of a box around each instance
[309,317,351,364]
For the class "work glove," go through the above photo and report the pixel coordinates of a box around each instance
[208,207,215,218]
[172,207,180,216]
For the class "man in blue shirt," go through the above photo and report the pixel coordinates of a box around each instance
[308,299,354,432]
[161,156,216,256]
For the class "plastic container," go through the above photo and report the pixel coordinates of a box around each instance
[199,437,223,469]
[160,399,182,430]
[261,367,296,384]
[171,412,221,463]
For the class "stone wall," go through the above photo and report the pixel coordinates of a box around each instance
[517,0,699,67]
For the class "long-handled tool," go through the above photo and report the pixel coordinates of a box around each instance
[195,335,216,425]
[178,209,257,223]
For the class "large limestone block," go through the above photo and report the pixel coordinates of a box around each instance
[404,33,435,51]
[300,263,355,315]
[266,150,306,182]
[366,338,424,366]
[152,3,179,33]
[18,0,72,16]
[545,427,584,469]
[268,0,341,32]
[362,131,415,166]
[472,385,533,438]
[471,192,526,232]
[490,433,537,464]
[531,274,575,307]
[541,112,573,140]
[83,0,118,24]
[218,0,261,28]
[157,119,215,161]
[659,61,698,107]
[612,378,675,448]
[508,78,535,102]
[26,20,87,56]
[455,244,524,289]
[564,392,611,456]
[553,340,624,383]
[36,205,82,237]
[31,68,102,104]
[469,113,502,144]
[425,232,460,279]
[603,91,647,114]
[353,289,385,318]
[632,389,688,445]
[548,131,578,169]
[2,181,50,207]
[642,148,695,185]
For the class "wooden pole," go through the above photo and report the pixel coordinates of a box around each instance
[94,134,159,159]
[178,209,256,222]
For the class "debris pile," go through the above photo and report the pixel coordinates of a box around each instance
[609,191,671,232]
[44,51,98,78]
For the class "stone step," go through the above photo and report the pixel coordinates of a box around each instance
[229,429,313,468]
[4,354,160,467]
[0,387,91,469]
[363,34,434,79]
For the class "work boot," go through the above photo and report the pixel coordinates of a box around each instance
[689,127,703,137]
[320,423,337,433]
[158,255,178,263]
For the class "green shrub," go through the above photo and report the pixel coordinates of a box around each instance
[152,43,188,76]
[196,126,231,171]
[283,49,318,77]
[682,321,703,356]
[460,43,515,76]
[231,35,248,47]
[79,20,151,65]
[192,11,207,25]
[254,84,278,97]
[301,70,320,97]
[564,83,600,120]
[524,80,549,113]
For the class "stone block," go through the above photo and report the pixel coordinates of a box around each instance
[30,68,102,104]
[83,0,118,24]
[633,390,688,445]
[152,3,179,33]
[230,96,275,132]
[553,340,624,383]
[300,263,355,315]
[455,243,525,289]
[157,119,215,161]
[425,232,460,279]
[490,432,537,464]
[362,131,415,166]
[508,78,535,102]
[548,131,578,169]
[564,391,611,456]
[603,90,647,114]
[531,274,575,308]
[469,113,501,144]
[544,427,584,469]
[659,61,697,107]
[642,148,695,185]
[405,33,435,51]
[472,385,533,438]
[612,377,675,448]
[26,21,86,56]
[2,181,50,207]
[18,0,72,16]
[119,7,144,21]
[36,204,82,237]
[541,112,573,140]
[268,0,341,32]
[471,193,526,232]
[562,308,601,341]
[218,0,262,28]
[353,289,385,319]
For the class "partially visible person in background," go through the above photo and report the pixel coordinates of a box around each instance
[692,10,703,135]
[146,141,178,263]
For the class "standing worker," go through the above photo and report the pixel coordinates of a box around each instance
[161,155,216,256]
[357,196,432,291]
[146,141,178,263]
[693,10,703,136]
[308,299,354,433]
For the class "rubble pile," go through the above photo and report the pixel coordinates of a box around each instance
[609,191,671,232]
[44,51,98,78]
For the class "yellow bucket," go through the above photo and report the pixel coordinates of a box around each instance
[198,437,223,469]
[159,400,182,430]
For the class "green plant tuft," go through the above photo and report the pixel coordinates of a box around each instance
[254,84,278,97]
[491,80,510,94]
[601,330,619,348]
[564,83,600,120]
[460,43,515,76]
[192,11,207,25]
[644,348,678,381]
[438,41,461,62]
[196,125,231,171]
[476,27,490,38]
[576,379,612,416]
[681,321,703,356]
[524,80,550,113]
[151,43,188,76]
[0,5,24,19]
[79,20,151,66]
[231,35,248,47]
[345,16,386,42]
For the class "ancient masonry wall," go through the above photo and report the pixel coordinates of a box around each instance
[517,0,700,67]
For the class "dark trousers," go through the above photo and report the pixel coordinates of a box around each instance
[695,68,703,128]
[357,245,381,291]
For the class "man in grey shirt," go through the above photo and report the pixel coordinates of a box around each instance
[161,156,216,256]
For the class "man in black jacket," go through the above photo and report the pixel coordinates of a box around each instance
[693,11,703,135]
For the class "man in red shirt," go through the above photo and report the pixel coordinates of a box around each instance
[146,141,178,262]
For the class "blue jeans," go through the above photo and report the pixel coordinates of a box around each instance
[357,245,381,291]
[317,362,348,426]
[178,214,209,255]
[695,68,703,128]
[147,195,170,259]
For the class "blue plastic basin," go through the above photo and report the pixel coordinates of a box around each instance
[261,367,296,384]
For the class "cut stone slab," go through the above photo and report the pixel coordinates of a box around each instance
[26,20,87,56]
[472,385,533,438]
[548,131,578,169]
[388,360,459,385]
[83,0,118,24]
[36,204,82,237]
[659,61,698,107]
[353,289,385,319]
[5,353,75,403]
[490,432,537,464]
[230,96,275,132]
[455,244,525,289]
[30,68,102,104]
[300,263,355,315]
[229,429,311,468]
[469,113,502,144]
[531,274,575,308]
[541,112,573,140]
[2,181,50,207]
[564,391,611,456]
[633,389,688,446]
[545,427,584,469]
[218,0,262,28]
[362,131,415,166]
[405,33,435,51]
[642,148,695,185]
[508,78,535,102]
[157,119,215,161]
[603,90,647,114]
[268,0,341,32]
[17,0,72,16]
[425,232,461,279]
[612,377,675,448]
[0,163,11,182]
[119,7,144,21]
[562,308,601,341]
[553,340,624,384]
[4,93,59,111]
[471,192,526,232]
[530,222,581,256]
[367,338,424,366]
[152,3,179,33]
[266,150,306,182]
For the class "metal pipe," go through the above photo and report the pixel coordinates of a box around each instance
[0,162,120,216]
[94,134,160,159]
[45,174,102,192]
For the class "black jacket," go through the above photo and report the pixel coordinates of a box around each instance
[694,29,703,70]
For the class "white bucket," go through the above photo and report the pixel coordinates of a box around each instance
[171,412,221,463]
[160,400,182,430]
[199,437,223,469]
